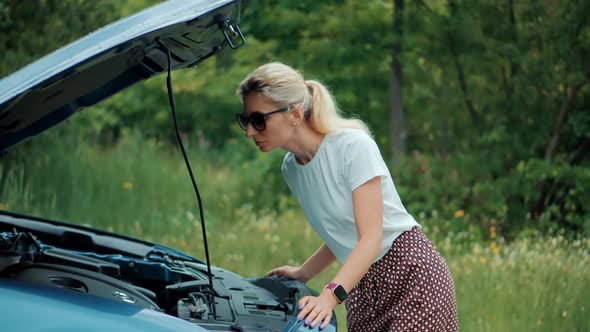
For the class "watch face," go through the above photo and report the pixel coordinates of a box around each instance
[333,284,347,302]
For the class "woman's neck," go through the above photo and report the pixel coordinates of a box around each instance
[286,125,325,165]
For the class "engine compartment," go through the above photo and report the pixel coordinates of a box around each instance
[0,225,315,331]
[0,230,206,312]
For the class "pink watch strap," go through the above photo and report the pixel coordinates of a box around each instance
[325,282,338,290]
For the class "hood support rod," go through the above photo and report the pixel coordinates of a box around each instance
[159,41,217,319]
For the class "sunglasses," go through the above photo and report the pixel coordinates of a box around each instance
[236,106,291,131]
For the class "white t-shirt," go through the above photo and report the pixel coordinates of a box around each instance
[281,128,419,264]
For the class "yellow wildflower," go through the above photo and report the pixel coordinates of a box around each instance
[257,223,269,232]
[454,209,465,218]
[122,181,133,190]
[472,245,481,256]
[491,241,500,255]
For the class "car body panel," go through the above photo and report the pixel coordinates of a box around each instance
[0,279,209,332]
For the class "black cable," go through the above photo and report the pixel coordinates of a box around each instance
[162,45,216,319]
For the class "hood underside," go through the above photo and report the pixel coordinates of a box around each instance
[0,0,245,153]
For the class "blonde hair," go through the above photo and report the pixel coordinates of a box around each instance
[237,62,370,135]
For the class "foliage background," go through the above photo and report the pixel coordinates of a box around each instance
[0,0,589,331]
[2,0,588,237]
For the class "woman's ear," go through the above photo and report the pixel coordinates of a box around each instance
[290,104,305,124]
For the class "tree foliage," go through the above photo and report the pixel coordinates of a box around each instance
[1,0,589,236]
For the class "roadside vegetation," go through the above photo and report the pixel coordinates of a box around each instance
[1,134,588,331]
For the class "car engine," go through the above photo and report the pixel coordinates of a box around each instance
[0,222,323,331]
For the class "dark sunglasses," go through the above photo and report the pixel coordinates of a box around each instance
[236,106,291,131]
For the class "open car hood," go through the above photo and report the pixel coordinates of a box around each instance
[0,0,246,153]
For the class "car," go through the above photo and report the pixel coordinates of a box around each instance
[0,1,337,331]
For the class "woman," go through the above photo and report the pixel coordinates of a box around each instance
[236,62,458,331]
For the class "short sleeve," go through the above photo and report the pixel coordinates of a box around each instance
[344,131,389,191]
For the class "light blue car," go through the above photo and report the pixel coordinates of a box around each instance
[0,1,337,331]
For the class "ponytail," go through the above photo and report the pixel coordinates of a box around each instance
[304,80,370,135]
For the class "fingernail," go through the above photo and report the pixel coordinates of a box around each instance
[298,303,303,310]
[297,316,302,321]
[305,320,310,325]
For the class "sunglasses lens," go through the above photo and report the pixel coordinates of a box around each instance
[236,114,248,130]
[250,113,266,131]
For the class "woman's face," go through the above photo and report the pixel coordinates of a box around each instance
[242,92,294,152]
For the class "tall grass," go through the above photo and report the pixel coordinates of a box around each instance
[451,236,589,332]
[1,132,588,331]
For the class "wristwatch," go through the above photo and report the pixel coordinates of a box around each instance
[324,282,347,304]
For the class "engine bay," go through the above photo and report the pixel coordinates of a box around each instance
[0,222,314,331]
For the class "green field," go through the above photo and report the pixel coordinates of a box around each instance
[1,134,588,332]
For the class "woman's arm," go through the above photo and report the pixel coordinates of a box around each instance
[269,243,337,282]
[298,176,384,329]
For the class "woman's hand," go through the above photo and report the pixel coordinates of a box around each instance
[267,265,309,282]
[297,289,338,330]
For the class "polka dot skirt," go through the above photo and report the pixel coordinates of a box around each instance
[345,227,458,331]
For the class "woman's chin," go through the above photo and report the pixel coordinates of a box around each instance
[258,145,274,152]
[254,140,280,152]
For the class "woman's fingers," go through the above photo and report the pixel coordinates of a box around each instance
[305,306,320,325]
[297,296,310,315]
[319,311,333,330]
[267,266,287,276]
[297,296,334,329]
[297,296,313,320]
[307,307,326,328]
[267,265,301,278]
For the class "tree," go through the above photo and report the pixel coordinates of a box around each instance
[389,0,406,165]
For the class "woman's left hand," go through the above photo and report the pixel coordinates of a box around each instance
[297,289,339,330]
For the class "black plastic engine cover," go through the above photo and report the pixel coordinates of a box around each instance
[9,263,159,310]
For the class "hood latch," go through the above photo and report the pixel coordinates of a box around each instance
[220,20,245,49]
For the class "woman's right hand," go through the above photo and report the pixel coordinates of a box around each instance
[267,265,308,282]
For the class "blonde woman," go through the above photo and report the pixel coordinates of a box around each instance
[236,62,458,331]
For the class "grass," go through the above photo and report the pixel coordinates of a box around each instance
[450,236,589,331]
[1,132,588,331]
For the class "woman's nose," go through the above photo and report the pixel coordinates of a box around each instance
[245,123,257,137]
